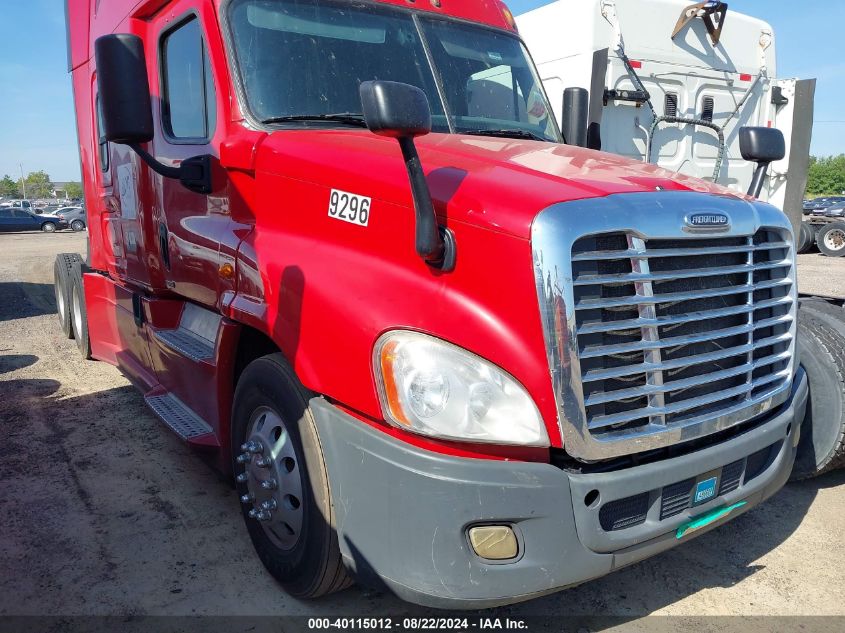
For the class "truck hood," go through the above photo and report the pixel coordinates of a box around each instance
[256,130,744,239]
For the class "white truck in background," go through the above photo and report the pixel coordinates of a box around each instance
[516,0,814,230]
[517,0,845,480]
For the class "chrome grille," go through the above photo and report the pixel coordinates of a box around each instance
[572,229,794,437]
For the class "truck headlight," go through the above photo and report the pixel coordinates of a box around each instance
[374,331,549,447]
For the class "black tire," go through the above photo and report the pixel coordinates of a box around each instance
[232,354,351,598]
[54,253,82,339]
[70,220,85,232]
[41,222,57,233]
[816,222,845,257]
[797,222,815,254]
[69,262,92,360]
[792,307,845,480]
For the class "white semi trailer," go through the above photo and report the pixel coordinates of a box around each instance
[517,0,814,232]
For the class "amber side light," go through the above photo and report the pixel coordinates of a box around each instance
[379,340,412,427]
[218,263,235,280]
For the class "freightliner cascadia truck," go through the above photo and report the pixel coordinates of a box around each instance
[57,0,809,608]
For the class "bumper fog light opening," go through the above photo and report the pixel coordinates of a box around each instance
[467,525,519,561]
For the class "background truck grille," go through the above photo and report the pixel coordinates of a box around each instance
[571,229,793,438]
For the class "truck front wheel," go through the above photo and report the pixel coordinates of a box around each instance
[231,354,351,598]
[792,304,845,479]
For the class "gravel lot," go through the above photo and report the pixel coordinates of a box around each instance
[1,231,844,627]
[797,252,845,297]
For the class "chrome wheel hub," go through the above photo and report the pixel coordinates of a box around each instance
[824,229,845,251]
[237,407,304,550]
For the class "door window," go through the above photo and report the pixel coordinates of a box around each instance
[160,16,217,141]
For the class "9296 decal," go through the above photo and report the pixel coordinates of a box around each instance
[329,189,371,227]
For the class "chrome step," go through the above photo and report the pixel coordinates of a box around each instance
[145,392,213,440]
[151,302,220,362]
[153,328,215,363]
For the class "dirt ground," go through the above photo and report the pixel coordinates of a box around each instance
[1,231,844,626]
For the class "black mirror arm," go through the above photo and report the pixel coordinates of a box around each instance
[128,143,181,180]
[128,144,213,194]
[747,161,771,199]
[397,136,443,263]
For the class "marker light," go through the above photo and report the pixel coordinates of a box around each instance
[499,2,517,31]
[374,331,549,446]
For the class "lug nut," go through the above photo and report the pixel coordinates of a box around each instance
[240,440,264,454]
[256,456,273,468]
[260,479,277,490]
[260,499,277,511]
[248,508,259,519]
[256,510,272,522]
[236,453,251,464]
[236,472,249,484]
[240,493,255,504]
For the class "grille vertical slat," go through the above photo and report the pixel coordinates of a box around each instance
[572,230,794,438]
[628,236,667,426]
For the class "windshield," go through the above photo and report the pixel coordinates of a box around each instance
[226,0,560,142]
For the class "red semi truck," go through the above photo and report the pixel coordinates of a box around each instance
[58,0,808,608]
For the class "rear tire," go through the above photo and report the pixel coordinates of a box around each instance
[797,222,815,254]
[54,253,82,339]
[70,220,85,232]
[817,222,845,257]
[69,262,92,360]
[792,306,845,480]
[232,354,351,598]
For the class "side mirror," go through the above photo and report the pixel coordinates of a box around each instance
[360,80,454,271]
[562,87,589,148]
[94,33,212,194]
[359,80,432,139]
[739,126,785,199]
[95,34,154,144]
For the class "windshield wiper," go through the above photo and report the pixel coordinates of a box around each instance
[260,113,368,127]
[462,129,548,142]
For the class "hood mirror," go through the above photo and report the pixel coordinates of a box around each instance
[739,127,785,199]
[360,80,455,272]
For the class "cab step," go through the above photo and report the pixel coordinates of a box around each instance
[150,302,219,363]
[145,391,215,441]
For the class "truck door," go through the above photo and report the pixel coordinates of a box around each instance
[150,8,226,308]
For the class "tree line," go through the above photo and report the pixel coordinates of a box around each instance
[806,155,845,197]
[0,171,83,200]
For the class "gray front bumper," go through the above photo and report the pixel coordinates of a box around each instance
[312,369,808,610]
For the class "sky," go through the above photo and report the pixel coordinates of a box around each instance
[0,0,843,183]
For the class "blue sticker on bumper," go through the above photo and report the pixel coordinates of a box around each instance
[694,476,718,505]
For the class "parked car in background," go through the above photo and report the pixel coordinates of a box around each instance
[823,202,845,218]
[55,206,86,231]
[0,199,35,212]
[0,207,64,232]
[804,196,845,215]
